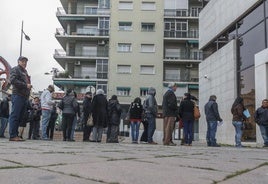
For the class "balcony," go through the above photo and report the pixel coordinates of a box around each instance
[164,51,203,61]
[164,30,199,39]
[56,7,110,16]
[54,49,109,58]
[164,8,202,18]
[56,28,109,37]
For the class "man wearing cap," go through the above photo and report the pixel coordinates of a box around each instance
[40,85,55,140]
[162,82,178,146]
[9,56,32,141]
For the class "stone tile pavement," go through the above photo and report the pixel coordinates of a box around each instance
[0,138,267,184]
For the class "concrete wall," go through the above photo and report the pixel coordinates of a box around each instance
[199,40,238,145]
[255,48,268,145]
[199,0,260,49]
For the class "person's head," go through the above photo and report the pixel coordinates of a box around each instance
[133,97,141,104]
[17,56,28,69]
[66,88,74,96]
[96,89,104,95]
[262,99,268,108]
[168,82,177,92]
[33,97,40,103]
[48,85,55,93]
[148,87,156,96]
[85,91,92,99]
[111,95,117,101]
[209,95,217,101]
[184,93,191,100]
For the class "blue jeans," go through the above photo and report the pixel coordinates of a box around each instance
[147,113,156,143]
[183,120,194,144]
[71,116,77,140]
[259,124,268,146]
[206,121,218,146]
[232,121,243,147]
[41,109,51,139]
[0,117,8,136]
[130,121,141,142]
[9,94,27,138]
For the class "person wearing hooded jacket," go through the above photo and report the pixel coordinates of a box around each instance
[143,87,158,144]
[91,89,108,142]
[204,95,222,147]
[107,95,121,143]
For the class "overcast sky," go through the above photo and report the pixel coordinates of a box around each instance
[0,0,63,92]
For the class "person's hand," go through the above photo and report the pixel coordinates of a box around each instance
[27,84,32,89]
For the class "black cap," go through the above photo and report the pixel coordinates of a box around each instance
[18,56,28,62]
[85,91,92,95]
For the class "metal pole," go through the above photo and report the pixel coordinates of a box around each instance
[20,21,23,56]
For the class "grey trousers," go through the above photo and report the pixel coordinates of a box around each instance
[92,126,103,142]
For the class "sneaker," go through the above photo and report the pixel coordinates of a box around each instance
[148,141,158,145]
[9,136,25,141]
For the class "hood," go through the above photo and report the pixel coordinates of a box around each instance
[148,87,156,96]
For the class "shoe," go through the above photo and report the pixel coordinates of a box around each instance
[148,141,158,145]
[263,144,268,148]
[9,136,25,141]
[83,139,90,142]
[89,140,96,142]
[0,135,6,138]
[188,144,192,146]
[211,144,221,147]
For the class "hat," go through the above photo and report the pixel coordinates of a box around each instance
[18,56,28,62]
[85,91,92,95]
[168,82,176,88]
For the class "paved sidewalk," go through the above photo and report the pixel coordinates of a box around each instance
[0,138,267,184]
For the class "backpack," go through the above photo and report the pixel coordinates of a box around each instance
[194,104,201,120]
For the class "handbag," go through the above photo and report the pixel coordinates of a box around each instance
[86,115,94,126]
[243,109,251,118]
[194,104,201,120]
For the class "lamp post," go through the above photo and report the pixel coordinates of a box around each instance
[20,20,30,56]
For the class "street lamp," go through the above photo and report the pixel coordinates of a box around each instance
[20,20,30,56]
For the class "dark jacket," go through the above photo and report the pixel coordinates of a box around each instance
[92,93,108,128]
[10,65,31,98]
[108,99,121,125]
[179,99,194,121]
[254,106,268,125]
[30,101,42,121]
[129,102,143,120]
[61,95,78,115]
[144,87,158,117]
[82,96,92,123]
[204,99,222,121]
[162,89,178,117]
[0,97,10,118]
[231,104,245,121]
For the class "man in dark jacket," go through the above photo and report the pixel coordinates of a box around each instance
[0,94,11,138]
[9,56,32,141]
[254,99,268,147]
[162,82,178,146]
[82,91,93,141]
[204,95,222,147]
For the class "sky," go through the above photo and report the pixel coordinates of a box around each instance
[0,0,63,92]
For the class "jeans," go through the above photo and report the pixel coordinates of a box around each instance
[183,120,194,145]
[92,126,103,142]
[130,121,141,142]
[206,121,218,146]
[0,117,8,137]
[41,109,51,139]
[147,113,156,143]
[232,121,243,147]
[62,113,75,141]
[70,116,77,140]
[9,94,27,138]
[259,124,268,146]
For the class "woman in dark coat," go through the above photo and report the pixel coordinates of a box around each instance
[129,97,143,143]
[107,95,121,143]
[82,92,93,141]
[91,89,108,142]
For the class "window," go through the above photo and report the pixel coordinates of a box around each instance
[99,0,110,9]
[118,1,133,10]
[140,65,154,74]
[141,44,155,53]
[117,43,132,52]
[117,87,131,96]
[190,7,202,17]
[119,22,132,31]
[117,65,131,73]
[165,68,180,81]
[97,81,107,94]
[140,87,149,96]
[96,59,108,79]
[82,46,97,56]
[141,23,155,31]
[141,2,156,10]
[84,6,98,15]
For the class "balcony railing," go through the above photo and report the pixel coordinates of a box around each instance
[164,51,203,60]
[56,28,109,36]
[164,30,199,39]
[54,49,109,58]
[164,8,202,17]
[56,7,110,16]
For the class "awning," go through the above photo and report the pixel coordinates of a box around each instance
[188,84,199,89]
[54,80,96,86]
[188,40,199,44]
[140,87,149,90]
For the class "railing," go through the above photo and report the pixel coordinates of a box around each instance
[54,49,109,58]
[56,28,109,36]
[164,30,199,39]
[164,8,201,17]
[164,51,203,60]
[57,7,110,16]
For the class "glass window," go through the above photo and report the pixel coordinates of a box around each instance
[96,59,108,79]
[99,0,110,9]
[117,87,130,96]
[141,2,156,11]
[118,1,133,10]
[119,22,132,31]
[165,68,180,81]
[141,44,155,53]
[117,43,132,52]
[141,23,155,31]
[117,65,131,73]
[140,65,155,74]
[140,88,149,96]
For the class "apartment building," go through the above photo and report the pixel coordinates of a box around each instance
[199,0,268,145]
[54,0,203,106]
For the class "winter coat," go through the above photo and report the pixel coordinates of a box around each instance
[108,99,121,125]
[231,103,245,121]
[92,94,108,128]
[30,101,42,121]
[179,99,194,121]
[0,97,10,118]
[254,106,268,125]
[61,95,78,115]
[10,65,31,98]
[82,96,92,123]
[143,87,158,117]
[40,89,54,110]
[129,102,143,120]
[162,89,178,117]
[204,99,222,122]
